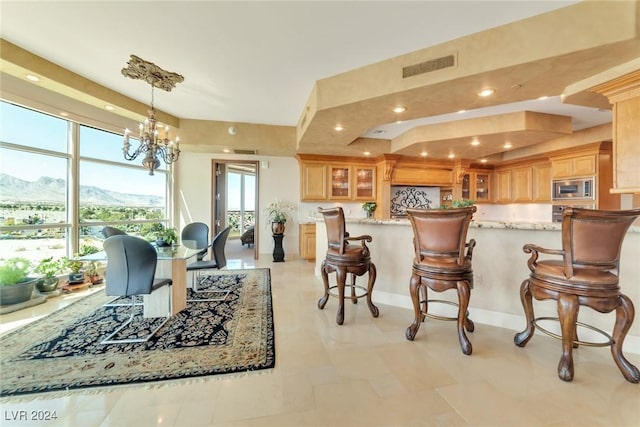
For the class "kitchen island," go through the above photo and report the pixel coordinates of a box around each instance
[314,217,640,353]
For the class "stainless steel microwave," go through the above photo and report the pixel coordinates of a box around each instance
[552,178,595,200]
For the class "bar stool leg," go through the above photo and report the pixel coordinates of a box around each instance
[335,267,346,325]
[318,261,330,310]
[457,280,472,355]
[557,293,578,382]
[612,294,639,383]
[366,263,379,318]
[406,274,422,341]
[514,279,535,347]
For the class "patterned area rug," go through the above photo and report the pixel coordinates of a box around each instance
[0,268,274,397]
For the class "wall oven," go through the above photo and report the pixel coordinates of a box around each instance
[552,177,595,201]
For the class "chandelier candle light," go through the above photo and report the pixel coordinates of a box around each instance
[121,55,184,175]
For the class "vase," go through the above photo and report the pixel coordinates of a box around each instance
[272,222,285,235]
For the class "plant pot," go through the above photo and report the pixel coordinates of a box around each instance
[271,222,285,235]
[36,276,59,292]
[0,277,37,305]
[156,239,170,247]
[68,272,85,284]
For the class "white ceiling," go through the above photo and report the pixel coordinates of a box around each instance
[2,0,606,139]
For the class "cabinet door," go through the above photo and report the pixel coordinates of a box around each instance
[301,163,327,201]
[475,173,490,202]
[495,170,512,203]
[551,159,572,178]
[329,165,351,200]
[461,173,471,200]
[512,167,532,202]
[572,155,596,176]
[532,164,551,202]
[353,166,376,200]
[299,224,316,260]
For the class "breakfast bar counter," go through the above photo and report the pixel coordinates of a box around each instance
[314,218,640,353]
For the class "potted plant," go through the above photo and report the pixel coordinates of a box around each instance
[61,256,85,284]
[34,256,62,292]
[0,257,38,305]
[441,199,476,209]
[266,199,295,234]
[85,261,104,285]
[362,201,377,218]
[155,226,178,247]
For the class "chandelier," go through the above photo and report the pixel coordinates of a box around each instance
[121,55,184,175]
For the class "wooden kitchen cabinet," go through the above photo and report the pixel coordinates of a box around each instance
[532,163,552,202]
[299,223,316,261]
[300,162,327,201]
[297,155,377,202]
[329,165,351,199]
[552,154,596,178]
[494,170,512,203]
[353,165,376,200]
[511,166,533,202]
[462,171,490,202]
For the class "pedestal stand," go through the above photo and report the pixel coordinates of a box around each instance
[272,233,285,262]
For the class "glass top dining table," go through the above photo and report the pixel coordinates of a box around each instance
[80,245,201,261]
[81,244,202,316]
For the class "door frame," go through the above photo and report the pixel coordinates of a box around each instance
[211,159,259,260]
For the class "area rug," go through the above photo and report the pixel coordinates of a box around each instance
[0,268,274,398]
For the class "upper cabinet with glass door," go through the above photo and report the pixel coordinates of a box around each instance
[329,165,351,200]
[461,171,490,202]
[353,166,376,201]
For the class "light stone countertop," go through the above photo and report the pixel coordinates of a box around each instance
[307,217,640,232]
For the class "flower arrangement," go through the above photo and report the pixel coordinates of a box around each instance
[266,199,295,224]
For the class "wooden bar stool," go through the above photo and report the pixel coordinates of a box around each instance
[317,207,379,325]
[405,206,477,355]
[514,207,640,382]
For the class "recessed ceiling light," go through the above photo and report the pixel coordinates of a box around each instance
[334,125,344,131]
[504,142,513,149]
[478,88,495,97]
[26,74,40,82]
[448,153,455,159]
[59,112,69,117]
[471,139,480,146]
[537,96,549,100]
[105,105,115,111]
[393,106,407,113]
[420,151,428,157]
[222,148,230,153]
[363,151,371,156]
[457,109,467,114]
[480,159,488,163]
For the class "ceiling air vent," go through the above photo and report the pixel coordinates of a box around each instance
[234,149,257,155]
[403,54,455,78]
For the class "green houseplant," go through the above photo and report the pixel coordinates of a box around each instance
[362,201,377,218]
[156,226,178,247]
[0,257,38,305]
[61,256,85,284]
[34,256,63,292]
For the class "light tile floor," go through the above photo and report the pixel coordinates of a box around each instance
[1,249,639,427]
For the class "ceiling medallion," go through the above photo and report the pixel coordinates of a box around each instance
[121,55,184,91]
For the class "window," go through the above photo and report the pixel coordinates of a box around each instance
[226,167,255,237]
[0,101,169,266]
